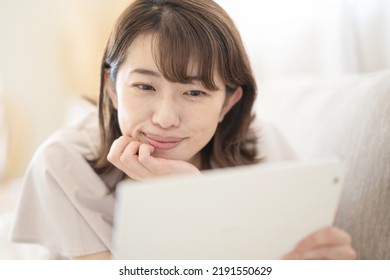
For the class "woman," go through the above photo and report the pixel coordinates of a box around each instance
[11,0,356,260]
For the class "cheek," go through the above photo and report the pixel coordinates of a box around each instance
[116,97,146,135]
[185,104,222,134]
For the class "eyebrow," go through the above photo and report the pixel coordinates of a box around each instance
[130,68,161,78]
[129,68,202,82]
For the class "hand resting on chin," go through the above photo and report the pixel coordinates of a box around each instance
[107,135,201,180]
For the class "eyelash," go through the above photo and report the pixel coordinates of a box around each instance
[135,84,155,91]
[184,90,207,97]
[133,84,207,97]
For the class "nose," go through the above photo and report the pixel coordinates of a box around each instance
[152,97,180,129]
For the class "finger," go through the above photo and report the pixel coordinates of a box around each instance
[121,142,160,180]
[138,144,160,172]
[109,139,151,179]
[281,251,302,260]
[121,140,142,159]
[138,143,155,159]
[295,227,352,251]
[300,245,357,260]
[282,245,357,260]
[114,140,141,169]
[107,136,134,164]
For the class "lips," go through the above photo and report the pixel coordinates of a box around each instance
[143,133,184,150]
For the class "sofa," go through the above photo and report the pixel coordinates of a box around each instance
[257,69,390,259]
[0,70,389,259]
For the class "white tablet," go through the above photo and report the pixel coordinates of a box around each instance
[112,158,345,259]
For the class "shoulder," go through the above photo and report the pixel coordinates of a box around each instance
[35,108,100,166]
[25,108,108,195]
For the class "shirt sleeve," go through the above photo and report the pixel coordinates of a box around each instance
[10,110,116,258]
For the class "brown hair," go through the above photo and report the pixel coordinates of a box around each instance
[91,0,260,175]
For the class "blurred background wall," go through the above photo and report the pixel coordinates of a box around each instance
[0,0,389,182]
[218,0,390,78]
[0,0,132,180]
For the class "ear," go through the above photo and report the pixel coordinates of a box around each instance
[104,70,118,109]
[219,86,243,122]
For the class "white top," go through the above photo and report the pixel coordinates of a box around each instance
[10,107,297,258]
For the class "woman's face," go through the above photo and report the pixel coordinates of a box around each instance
[108,34,241,167]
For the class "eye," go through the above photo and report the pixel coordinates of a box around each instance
[185,90,206,97]
[134,84,155,91]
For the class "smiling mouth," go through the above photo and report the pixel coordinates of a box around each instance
[143,134,184,150]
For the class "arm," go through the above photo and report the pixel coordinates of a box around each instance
[10,110,114,258]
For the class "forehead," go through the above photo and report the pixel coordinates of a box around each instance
[122,35,157,71]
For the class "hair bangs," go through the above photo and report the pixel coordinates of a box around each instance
[151,12,221,91]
